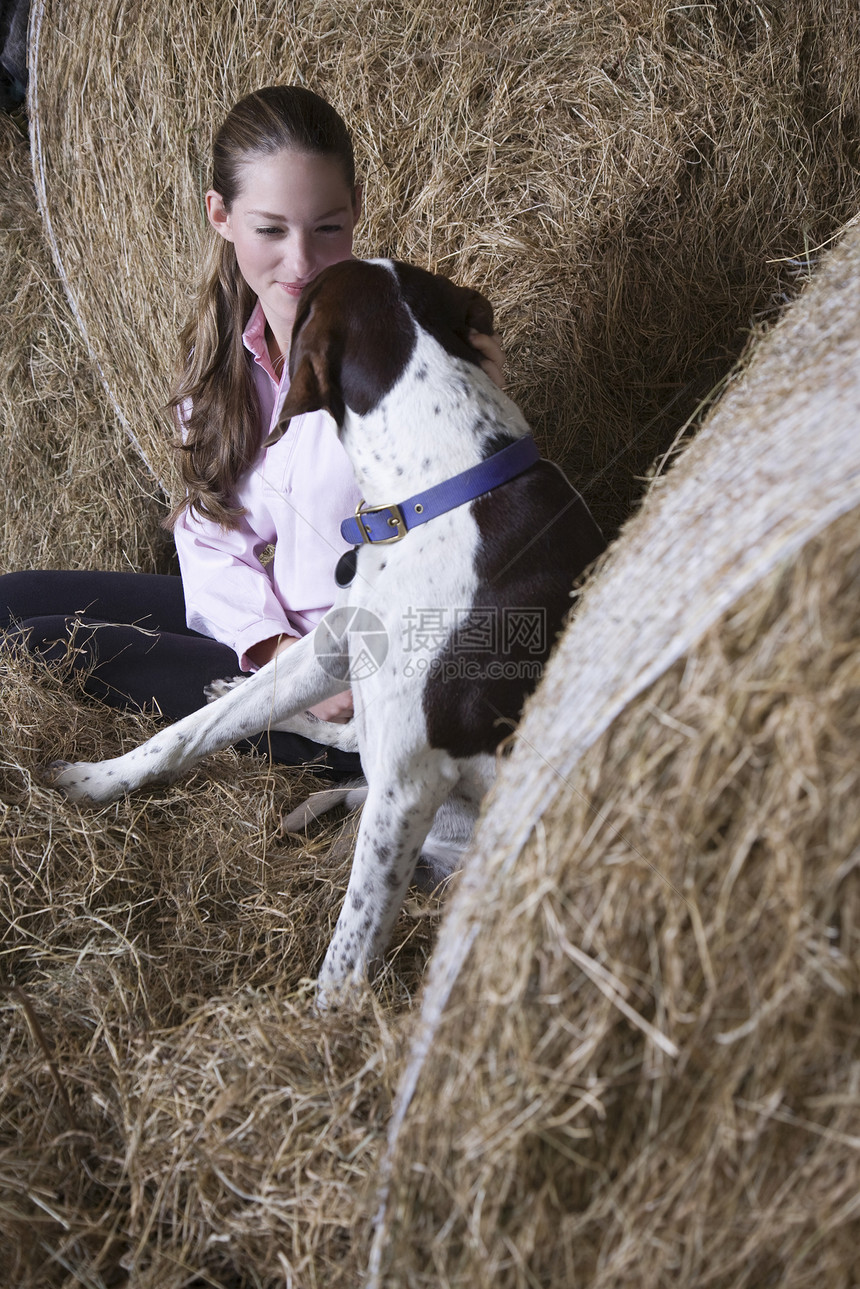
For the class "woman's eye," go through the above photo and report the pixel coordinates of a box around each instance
[317,224,344,234]
[256,226,283,237]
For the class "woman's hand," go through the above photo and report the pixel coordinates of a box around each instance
[244,633,354,723]
[307,688,354,723]
[469,329,506,389]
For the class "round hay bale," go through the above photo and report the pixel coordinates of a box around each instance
[28,0,860,536]
[369,223,860,1285]
[0,112,166,571]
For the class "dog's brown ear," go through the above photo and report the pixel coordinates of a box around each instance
[392,261,495,367]
[265,345,346,447]
[283,352,326,415]
[464,288,494,338]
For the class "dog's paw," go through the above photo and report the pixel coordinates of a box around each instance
[203,675,248,703]
[281,782,368,833]
[42,759,126,804]
[314,977,370,1015]
[315,939,376,1013]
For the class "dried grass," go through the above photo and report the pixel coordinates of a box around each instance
[0,642,440,1287]
[28,0,860,536]
[370,223,860,1287]
[0,113,168,574]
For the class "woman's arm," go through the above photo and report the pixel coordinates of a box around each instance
[245,632,353,722]
[174,411,361,694]
[173,505,303,671]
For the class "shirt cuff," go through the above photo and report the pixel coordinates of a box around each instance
[234,622,301,673]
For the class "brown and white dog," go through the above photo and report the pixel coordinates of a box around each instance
[48,259,605,1005]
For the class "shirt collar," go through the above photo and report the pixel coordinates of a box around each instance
[242,299,269,363]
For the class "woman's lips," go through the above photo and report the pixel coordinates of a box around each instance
[279,281,311,297]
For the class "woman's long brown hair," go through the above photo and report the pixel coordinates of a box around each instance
[167,85,355,530]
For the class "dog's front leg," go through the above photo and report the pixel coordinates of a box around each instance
[46,633,346,803]
[316,761,456,1007]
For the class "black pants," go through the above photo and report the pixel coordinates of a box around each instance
[0,569,362,777]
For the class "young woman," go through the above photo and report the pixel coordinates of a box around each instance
[0,85,502,776]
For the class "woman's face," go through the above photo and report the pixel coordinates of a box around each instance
[207,148,360,351]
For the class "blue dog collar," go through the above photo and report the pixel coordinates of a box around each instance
[340,435,541,547]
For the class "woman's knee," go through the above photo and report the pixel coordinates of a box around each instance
[0,570,46,631]
[3,613,77,662]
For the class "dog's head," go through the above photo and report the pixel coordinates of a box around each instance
[268,259,494,443]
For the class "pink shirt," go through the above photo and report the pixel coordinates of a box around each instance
[173,301,361,671]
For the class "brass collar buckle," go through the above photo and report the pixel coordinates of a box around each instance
[353,499,407,544]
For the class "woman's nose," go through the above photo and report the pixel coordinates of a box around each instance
[285,232,313,280]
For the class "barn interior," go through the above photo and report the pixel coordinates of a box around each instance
[2,3,859,1285]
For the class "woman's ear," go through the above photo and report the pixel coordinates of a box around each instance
[205,190,234,242]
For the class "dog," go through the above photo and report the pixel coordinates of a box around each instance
[48,259,606,1005]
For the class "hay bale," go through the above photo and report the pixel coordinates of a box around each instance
[29,0,860,535]
[0,112,167,571]
[369,223,860,1285]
